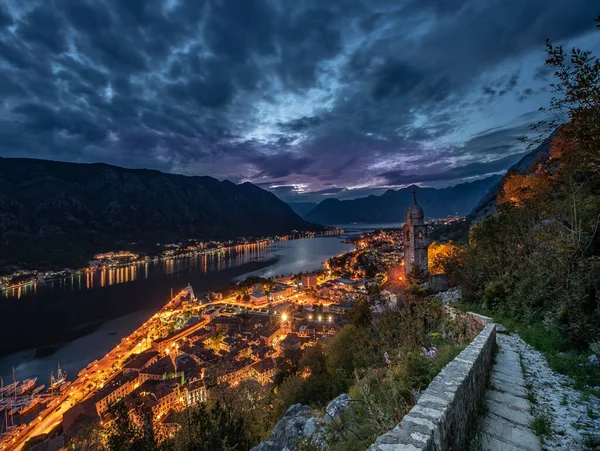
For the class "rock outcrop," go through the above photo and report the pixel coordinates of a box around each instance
[251,394,352,451]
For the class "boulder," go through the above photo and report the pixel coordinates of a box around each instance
[252,395,353,451]
[250,404,315,451]
[496,324,508,334]
[325,394,351,424]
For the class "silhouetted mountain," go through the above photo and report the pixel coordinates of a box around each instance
[304,176,502,224]
[468,132,557,223]
[287,202,318,217]
[0,158,318,271]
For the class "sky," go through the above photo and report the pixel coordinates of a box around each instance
[0,1,598,203]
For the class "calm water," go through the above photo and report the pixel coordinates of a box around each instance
[0,236,354,383]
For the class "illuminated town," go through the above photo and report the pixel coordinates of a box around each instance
[0,229,341,297]
[0,211,469,450]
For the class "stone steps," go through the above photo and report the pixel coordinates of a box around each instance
[478,333,542,451]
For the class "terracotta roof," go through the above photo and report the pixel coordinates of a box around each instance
[250,358,276,374]
[123,350,159,369]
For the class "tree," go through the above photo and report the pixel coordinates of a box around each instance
[427,241,465,286]
[208,331,225,352]
[462,16,600,348]
[171,399,252,451]
[351,300,372,327]
[69,421,104,451]
[299,342,327,376]
[105,401,157,451]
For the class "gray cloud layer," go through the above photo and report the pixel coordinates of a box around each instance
[0,0,598,201]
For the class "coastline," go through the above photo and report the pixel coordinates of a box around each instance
[0,255,286,386]
[0,230,341,294]
[0,256,281,358]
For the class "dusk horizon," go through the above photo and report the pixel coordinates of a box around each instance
[1,0,598,202]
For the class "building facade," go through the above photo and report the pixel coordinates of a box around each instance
[403,188,428,278]
[301,273,318,288]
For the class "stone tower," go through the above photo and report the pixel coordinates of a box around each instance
[403,188,428,278]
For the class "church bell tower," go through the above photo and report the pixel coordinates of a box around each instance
[403,188,428,279]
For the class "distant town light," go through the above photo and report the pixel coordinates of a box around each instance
[282,313,288,321]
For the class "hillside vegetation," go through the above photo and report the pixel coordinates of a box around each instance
[436,22,600,389]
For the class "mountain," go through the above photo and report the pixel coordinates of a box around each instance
[287,202,318,218]
[0,157,318,271]
[468,132,557,223]
[304,176,502,225]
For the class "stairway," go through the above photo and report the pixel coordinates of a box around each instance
[478,333,542,451]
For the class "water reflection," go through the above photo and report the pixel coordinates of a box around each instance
[2,242,277,301]
[0,236,355,368]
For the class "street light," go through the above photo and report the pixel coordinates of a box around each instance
[282,313,288,321]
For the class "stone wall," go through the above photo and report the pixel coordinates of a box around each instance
[426,274,449,293]
[368,314,496,451]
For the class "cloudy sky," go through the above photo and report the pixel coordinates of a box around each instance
[0,0,598,202]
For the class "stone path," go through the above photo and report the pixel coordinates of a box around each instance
[478,332,542,451]
[504,333,600,450]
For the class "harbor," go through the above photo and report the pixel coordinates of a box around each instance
[0,365,67,441]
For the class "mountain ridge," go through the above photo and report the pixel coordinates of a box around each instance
[304,176,502,224]
[0,157,318,271]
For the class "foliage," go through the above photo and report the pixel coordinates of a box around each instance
[530,413,553,439]
[102,401,158,451]
[428,240,465,285]
[208,331,225,352]
[167,397,253,451]
[456,299,600,392]
[459,19,600,352]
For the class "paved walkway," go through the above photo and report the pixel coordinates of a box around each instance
[479,332,542,451]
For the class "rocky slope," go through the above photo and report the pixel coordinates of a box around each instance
[0,157,318,270]
[304,176,501,225]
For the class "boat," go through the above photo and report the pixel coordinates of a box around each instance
[14,377,37,396]
[32,385,45,395]
[18,398,40,415]
[49,364,67,391]
[0,381,18,396]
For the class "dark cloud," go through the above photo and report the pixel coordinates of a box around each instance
[379,153,526,186]
[0,0,598,202]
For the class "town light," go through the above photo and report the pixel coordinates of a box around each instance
[282,313,288,321]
